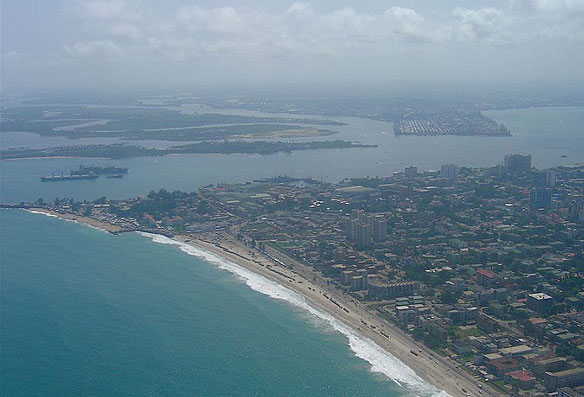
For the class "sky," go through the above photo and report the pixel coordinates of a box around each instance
[1,0,584,92]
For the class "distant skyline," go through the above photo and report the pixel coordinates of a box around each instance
[2,0,584,92]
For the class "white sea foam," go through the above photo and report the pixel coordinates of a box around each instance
[139,232,449,396]
[28,209,59,218]
[27,209,109,233]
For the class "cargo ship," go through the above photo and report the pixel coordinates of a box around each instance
[40,173,99,182]
[71,165,129,175]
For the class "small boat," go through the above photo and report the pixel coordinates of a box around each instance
[561,155,568,158]
[106,174,124,178]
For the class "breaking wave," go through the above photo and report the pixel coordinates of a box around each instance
[140,232,448,397]
[27,209,108,233]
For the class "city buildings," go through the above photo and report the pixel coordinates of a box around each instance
[38,155,584,395]
[441,163,459,179]
[504,153,532,172]
[405,165,418,178]
[531,189,552,209]
[527,293,554,313]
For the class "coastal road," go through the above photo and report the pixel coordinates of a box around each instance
[260,244,500,397]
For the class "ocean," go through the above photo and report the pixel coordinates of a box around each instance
[0,209,440,396]
[1,105,583,396]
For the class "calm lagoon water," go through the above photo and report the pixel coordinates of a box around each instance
[1,106,582,204]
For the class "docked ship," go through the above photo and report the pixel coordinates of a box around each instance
[71,165,129,175]
[40,173,99,182]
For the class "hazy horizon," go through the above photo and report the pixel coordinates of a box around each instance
[2,0,584,93]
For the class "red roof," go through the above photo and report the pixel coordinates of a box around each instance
[477,269,498,279]
[529,318,547,325]
[507,370,534,382]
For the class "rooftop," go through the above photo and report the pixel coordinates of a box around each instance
[528,293,553,301]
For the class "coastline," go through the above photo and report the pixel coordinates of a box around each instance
[24,208,498,397]
[26,208,123,233]
[2,156,112,161]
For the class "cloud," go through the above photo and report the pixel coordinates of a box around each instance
[383,7,451,43]
[67,2,584,60]
[386,7,424,23]
[176,5,256,35]
[286,2,315,19]
[2,50,24,62]
[452,7,517,45]
[532,0,584,13]
[3,0,583,91]
[111,23,141,39]
[64,40,122,56]
[76,0,141,20]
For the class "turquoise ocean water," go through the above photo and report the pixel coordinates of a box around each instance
[1,209,442,396]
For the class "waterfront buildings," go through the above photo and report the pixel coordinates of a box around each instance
[504,153,532,172]
[404,165,418,178]
[440,164,459,179]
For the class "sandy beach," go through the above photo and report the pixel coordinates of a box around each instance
[180,234,499,397]
[27,208,499,397]
[26,208,123,233]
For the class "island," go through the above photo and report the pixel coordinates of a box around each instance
[0,106,345,141]
[0,140,377,160]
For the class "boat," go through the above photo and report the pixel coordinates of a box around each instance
[105,174,124,179]
[71,165,129,175]
[40,173,99,182]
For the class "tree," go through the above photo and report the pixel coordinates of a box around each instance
[440,291,457,304]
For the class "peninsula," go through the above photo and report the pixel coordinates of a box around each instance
[394,110,510,137]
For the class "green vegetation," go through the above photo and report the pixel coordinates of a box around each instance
[451,326,481,340]
[1,106,345,140]
[1,140,377,160]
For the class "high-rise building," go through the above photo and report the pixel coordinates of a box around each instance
[441,164,459,179]
[345,218,356,240]
[355,222,371,248]
[568,200,584,222]
[372,216,387,242]
[530,189,552,209]
[504,154,532,172]
[346,211,386,246]
[534,170,556,187]
[405,165,418,178]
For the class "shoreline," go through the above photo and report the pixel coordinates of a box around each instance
[23,208,498,397]
[2,156,113,161]
[25,208,123,233]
